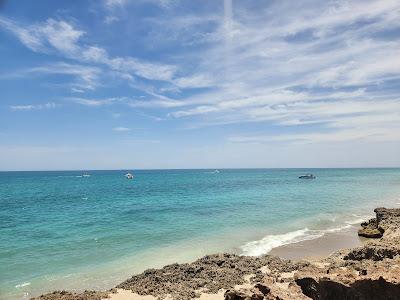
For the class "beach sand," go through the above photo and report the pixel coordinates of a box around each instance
[107,289,226,300]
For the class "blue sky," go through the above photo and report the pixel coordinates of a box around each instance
[0,0,400,170]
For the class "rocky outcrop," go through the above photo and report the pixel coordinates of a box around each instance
[32,291,110,300]
[116,254,307,300]
[224,284,267,300]
[32,207,400,300]
[296,276,400,300]
[358,213,384,238]
[344,245,400,261]
[358,226,384,238]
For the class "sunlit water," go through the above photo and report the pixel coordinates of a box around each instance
[1,169,400,299]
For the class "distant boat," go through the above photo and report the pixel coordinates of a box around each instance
[125,173,134,179]
[299,173,316,179]
[82,173,91,177]
[213,169,220,174]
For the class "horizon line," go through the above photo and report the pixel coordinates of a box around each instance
[1,166,400,172]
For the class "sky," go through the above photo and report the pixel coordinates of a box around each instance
[0,0,400,170]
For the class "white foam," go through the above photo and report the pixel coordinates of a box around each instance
[345,218,365,225]
[15,282,31,288]
[325,224,352,232]
[345,214,372,225]
[240,221,362,256]
[240,228,323,256]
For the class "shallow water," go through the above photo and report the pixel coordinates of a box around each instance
[1,168,400,299]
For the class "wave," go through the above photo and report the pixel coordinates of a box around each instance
[15,282,31,288]
[240,228,323,256]
[345,214,373,225]
[240,218,367,257]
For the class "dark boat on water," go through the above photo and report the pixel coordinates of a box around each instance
[299,173,316,179]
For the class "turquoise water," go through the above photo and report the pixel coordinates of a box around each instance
[1,168,400,299]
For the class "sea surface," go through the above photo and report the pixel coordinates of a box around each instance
[1,168,400,299]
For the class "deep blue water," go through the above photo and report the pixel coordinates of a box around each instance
[1,169,400,299]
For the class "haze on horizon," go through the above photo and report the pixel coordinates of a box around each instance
[0,0,400,171]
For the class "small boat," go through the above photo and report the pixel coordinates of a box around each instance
[82,173,91,177]
[213,169,220,174]
[299,173,316,179]
[125,173,134,179]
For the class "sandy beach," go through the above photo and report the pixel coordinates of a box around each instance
[32,207,400,300]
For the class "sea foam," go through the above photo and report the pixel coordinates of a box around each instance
[240,221,362,256]
[240,228,323,256]
[15,282,31,288]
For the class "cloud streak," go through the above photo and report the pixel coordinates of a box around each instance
[10,102,57,111]
[0,16,178,89]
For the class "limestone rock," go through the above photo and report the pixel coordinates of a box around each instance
[358,227,384,238]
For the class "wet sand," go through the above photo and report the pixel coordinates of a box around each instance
[270,225,364,260]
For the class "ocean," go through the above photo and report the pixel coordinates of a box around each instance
[1,168,400,299]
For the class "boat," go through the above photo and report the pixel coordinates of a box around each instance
[125,173,134,179]
[299,173,316,179]
[82,173,91,177]
[213,169,220,174]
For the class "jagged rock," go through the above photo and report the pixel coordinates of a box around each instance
[296,276,400,300]
[358,227,384,238]
[254,283,270,295]
[224,289,264,300]
[344,245,400,261]
[358,209,386,238]
[31,290,110,300]
[375,207,400,224]
[116,254,289,300]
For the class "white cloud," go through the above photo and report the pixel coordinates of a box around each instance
[0,17,83,54]
[104,0,130,8]
[2,0,400,148]
[112,126,131,132]
[27,62,101,90]
[10,102,57,111]
[228,126,400,145]
[0,16,177,86]
[70,97,122,106]
[132,0,400,144]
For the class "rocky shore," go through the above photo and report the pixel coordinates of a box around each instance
[33,207,400,300]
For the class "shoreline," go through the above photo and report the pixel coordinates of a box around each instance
[269,224,364,260]
[10,213,375,300]
[31,207,400,300]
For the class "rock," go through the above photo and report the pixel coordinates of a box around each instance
[296,276,400,300]
[374,207,400,223]
[224,289,264,300]
[358,227,384,238]
[344,245,400,261]
[254,283,270,295]
[31,290,110,300]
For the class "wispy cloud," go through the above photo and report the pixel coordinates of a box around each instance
[128,0,400,143]
[0,16,178,88]
[0,17,83,53]
[2,0,400,147]
[112,126,131,132]
[228,126,400,145]
[10,102,57,111]
[26,63,100,90]
[69,97,123,106]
